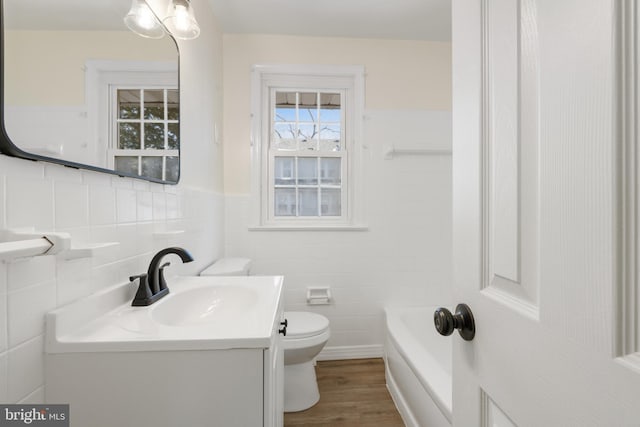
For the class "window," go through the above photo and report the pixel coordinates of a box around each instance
[111,87,180,181]
[85,60,179,182]
[251,65,365,229]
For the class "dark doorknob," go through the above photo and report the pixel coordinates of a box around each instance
[434,304,475,341]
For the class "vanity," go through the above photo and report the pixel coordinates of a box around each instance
[45,276,285,427]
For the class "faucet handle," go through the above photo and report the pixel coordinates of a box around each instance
[158,262,171,292]
[130,273,153,306]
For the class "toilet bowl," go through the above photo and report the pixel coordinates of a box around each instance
[200,258,330,412]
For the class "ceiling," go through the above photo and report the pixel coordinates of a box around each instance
[206,0,451,41]
[3,0,451,42]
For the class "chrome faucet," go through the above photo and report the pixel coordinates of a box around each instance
[130,247,194,306]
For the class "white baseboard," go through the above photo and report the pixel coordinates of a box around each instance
[316,344,384,361]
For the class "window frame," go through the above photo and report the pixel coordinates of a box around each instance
[250,64,366,230]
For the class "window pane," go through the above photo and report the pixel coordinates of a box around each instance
[274,157,295,185]
[321,188,341,216]
[298,92,318,122]
[299,188,318,216]
[144,123,165,149]
[320,125,341,151]
[144,90,165,120]
[320,158,341,185]
[141,156,163,180]
[275,92,296,123]
[320,93,340,121]
[166,156,179,182]
[168,123,179,149]
[274,188,296,216]
[167,90,179,120]
[297,157,318,185]
[118,89,140,119]
[273,123,297,150]
[119,123,141,149]
[298,124,317,151]
[115,156,139,175]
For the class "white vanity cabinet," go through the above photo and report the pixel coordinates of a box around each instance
[45,276,285,427]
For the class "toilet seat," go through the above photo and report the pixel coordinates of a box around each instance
[284,311,329,339]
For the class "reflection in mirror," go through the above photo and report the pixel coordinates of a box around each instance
[1,0,180,183]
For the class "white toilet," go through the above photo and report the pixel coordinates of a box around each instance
[200,258,330,412]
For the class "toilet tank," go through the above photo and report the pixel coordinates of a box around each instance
[200,258,252,276]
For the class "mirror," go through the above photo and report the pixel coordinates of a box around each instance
[0,0,181,183]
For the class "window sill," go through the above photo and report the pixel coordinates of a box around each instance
[248,224,369,232]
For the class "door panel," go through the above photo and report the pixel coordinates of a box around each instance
[452,0,640,425]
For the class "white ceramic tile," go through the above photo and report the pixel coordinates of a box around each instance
[0,294,7,353]
[0,156,45,179]
[17,386,44,404]
[89,185,117,226]
[136,223,154,254]
[54,181,89,229]
[0,175,6,230]
[116,188,137,223]
[116,223,138,258]
[7,256,56,292]
[56,258,92,307]
[166,193,179,219]
[153,192,167,221]
[0,352,7,403]
[0,263,6,295]
[81,169,113,187]
[5,176,54,229]
[8,336,44,403]
[137,191,153,222]
[88,225,120,266]
[8,280,56,347]
[133,180,150,192]
[44,164,83,183]
[111,176,134,189]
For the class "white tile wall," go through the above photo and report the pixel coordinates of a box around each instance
[0,154,225,403]
[225,109,454,353]
[8,336,44,403]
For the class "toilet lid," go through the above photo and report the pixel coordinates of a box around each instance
[284,311,330,339]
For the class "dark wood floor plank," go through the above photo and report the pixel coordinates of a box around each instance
[284,358,405,427]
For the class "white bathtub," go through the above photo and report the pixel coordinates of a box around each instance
[384,307,452,427]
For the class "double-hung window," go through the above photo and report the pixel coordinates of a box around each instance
[252,65,365,229]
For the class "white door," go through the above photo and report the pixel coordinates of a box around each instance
[451,0,640,425]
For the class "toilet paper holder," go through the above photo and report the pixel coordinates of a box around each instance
[306,287,332,305]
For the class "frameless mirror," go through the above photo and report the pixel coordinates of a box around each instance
[0,0,181,183]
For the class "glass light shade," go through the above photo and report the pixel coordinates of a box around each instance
[124,0,165,39]
[162,0,201,40]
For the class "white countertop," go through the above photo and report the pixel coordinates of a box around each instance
[46,275,284,353]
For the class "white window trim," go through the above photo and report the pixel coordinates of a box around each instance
[249,64,367,231]
[85,59,178,170]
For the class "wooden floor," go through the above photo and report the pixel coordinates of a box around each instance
[283,358,405,427]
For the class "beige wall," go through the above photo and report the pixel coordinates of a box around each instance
[4,31,177,106]
[222,34,452,194]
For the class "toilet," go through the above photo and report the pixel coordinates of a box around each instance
[200,258,330,412]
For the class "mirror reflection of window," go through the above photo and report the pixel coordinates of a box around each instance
[112,87,179,182]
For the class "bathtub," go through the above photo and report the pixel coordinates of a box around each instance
[384,307,452,427]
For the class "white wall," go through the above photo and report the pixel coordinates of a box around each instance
[223,35,453,355]
[0,0,225,403]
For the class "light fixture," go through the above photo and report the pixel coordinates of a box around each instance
[162,0,201,40]
[123,0,165,39]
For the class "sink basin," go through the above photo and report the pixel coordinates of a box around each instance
[152,286,259,326]
[46,275,284,353]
